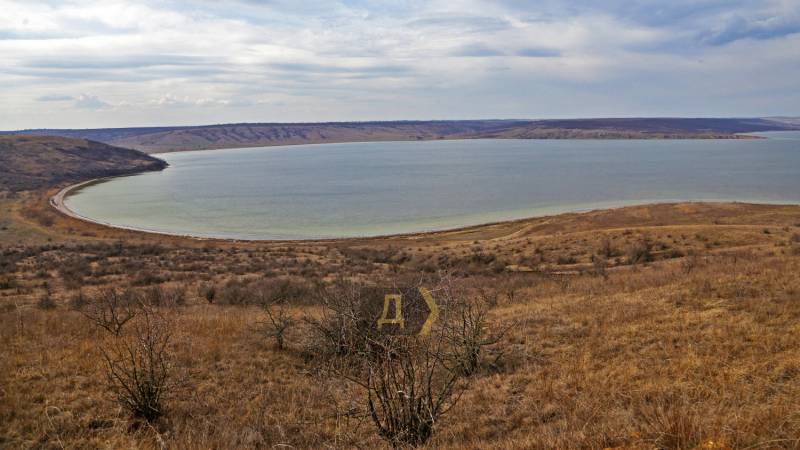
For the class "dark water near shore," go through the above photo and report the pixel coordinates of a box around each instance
[66,132,800,240]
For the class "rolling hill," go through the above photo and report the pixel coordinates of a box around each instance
[3,117,797,153]
[0,135,167,191]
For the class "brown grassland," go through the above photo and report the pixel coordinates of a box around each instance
[1,153,800,448]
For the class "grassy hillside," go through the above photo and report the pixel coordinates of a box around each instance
[109,120,520,152]
[2,200,800,448]
[1,135,799,448]
[4,117,797,153]
[0,135,167,191]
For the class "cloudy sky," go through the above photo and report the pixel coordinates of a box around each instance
[1,0,799,129]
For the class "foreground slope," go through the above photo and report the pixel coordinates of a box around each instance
[0,135,167,191]
[2,201,800,449]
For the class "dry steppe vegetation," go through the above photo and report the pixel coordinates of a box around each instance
[2,134,800,448]
[3,194,800,448]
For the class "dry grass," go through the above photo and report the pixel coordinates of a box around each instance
[2,201,800,448]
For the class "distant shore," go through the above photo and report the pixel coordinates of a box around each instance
[7,117,797,154]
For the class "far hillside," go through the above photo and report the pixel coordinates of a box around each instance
[3,117,798,153]
[0,135,167,192]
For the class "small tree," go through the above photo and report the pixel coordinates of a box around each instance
[358,336,463,447]
[82,288,139,336]
[261,300,293,350]
[447,298,498,376]
[100,305,174,423]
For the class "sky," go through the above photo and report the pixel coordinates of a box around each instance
[1,0,799,130]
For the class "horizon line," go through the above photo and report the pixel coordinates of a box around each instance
[4,115,799,133]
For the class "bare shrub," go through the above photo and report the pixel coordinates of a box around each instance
[100,306,175,423]
[591,255,608,279]
[492,276,534,305]
[263,278,314,304]
[627,238,653,264]
[252,278,296,350]
[303,281,380,359]
[442,288,508,377]
[356,337,462,447]
[26,208,55,227]
[556,254,577,265]
[260,300,293,350]
[140,284,187,307]
[82,288,140,336]
[217,279,250,305]
[199,282,216,304]
[59,256,92,290]
[682,252,702,274]
[310,278,498,447]
[598,236,618,258]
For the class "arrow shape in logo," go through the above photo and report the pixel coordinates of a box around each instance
[417,287,438,336]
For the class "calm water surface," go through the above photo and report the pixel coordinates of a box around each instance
[66,132,800,239]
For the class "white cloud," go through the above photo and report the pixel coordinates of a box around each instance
[0,0,797,129]
[74,93,111,110]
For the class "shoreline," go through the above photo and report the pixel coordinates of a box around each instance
[141,133,766,155]
[51,177,218,241]
[49,132,800,243]
[50,176,800,244]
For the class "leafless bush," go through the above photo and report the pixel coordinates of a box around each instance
[309,277,500,447]
[556,254,577,265]
[442,289,508,377]
[82,288,140,336]
[199,282,216,304]
[253,280,295,350]
[304,281,379,359]
[59,256,92,290]
[682,252,702,274]
[260,301,293,350]
[355,336,463,447]
[262,278,314,305]
[217,279,250,305]
[598,236,618,258]
[591,255,608,279]
[627,238,654,264]
[100,306,175,423]
[140,284,187,307]
[491,275,535,306]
